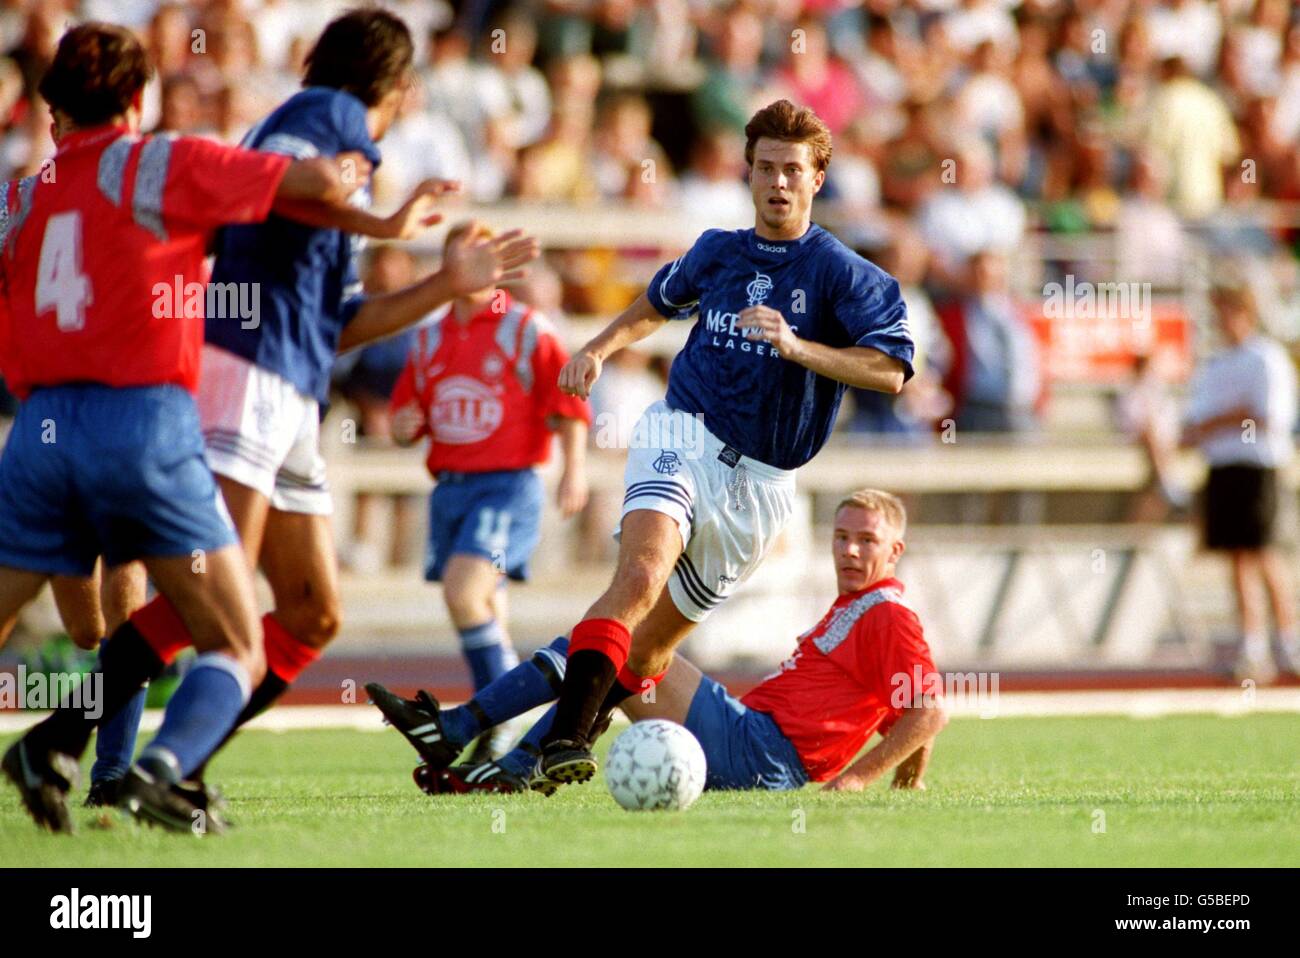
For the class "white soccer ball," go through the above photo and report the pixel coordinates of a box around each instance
[604,719,707,811]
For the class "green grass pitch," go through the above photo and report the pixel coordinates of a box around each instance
[2,714,1297,867]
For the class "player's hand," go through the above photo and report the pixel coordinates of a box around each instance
[391,403,425,446]
[443,221,540,297]
[737,305,800,359]
[385,179,461,241]
[333,151,373,197]
[556,467,589,518]
[559,351,602,399]
[822,774,868,793]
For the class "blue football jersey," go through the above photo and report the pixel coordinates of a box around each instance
[646,225,913,469]
[205,87,382,402]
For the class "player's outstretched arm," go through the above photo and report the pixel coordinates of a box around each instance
[736,305,908,394]
[822,702,948,792]
[557,293,668,399]
[273,151,371,208]
[336,225,539,353]
[275,169,460,240]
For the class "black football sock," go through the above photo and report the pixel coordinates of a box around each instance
[590,674,641,740]
[29,621,165,759]
[543,650,617,748]
[188,670,290,782]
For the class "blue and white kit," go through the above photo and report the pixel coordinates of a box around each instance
[624,225,913,621]
[199,87,382,513]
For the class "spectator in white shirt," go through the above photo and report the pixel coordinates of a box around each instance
[917,137,1026,289]
[1182,283,1300,682]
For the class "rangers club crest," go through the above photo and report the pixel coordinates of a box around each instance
[746,271,773,306]
[652,451,681,475]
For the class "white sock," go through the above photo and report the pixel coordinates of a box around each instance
[1242,632,1269,659]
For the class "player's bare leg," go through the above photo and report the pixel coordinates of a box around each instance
[8,547,262,831]
[1230,549,1275,681]
[51,569,105,651]
[576,584,698,745]
[83,561,148,803]
[217,474,273,566]
[108,547,263,829]
[0,567,51,650]
[261,508,342,652]
[1259,546,1299,673]
[443,554,504,631]
[142,550,263,678]
[443,554,519,759]
[85,478,273,797]
[539,509,684,781]
[110,475,270,672]
[625,586,696,680]
[51,560,147,651]
[619,654,704,727]
[101,561,148,632]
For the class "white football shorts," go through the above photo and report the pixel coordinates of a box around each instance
[196,344,332,515]
[618,400,796,622]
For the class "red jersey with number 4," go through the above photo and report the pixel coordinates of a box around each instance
[740,578,940,782]
[389,292,592,473]
[0,124,289,398]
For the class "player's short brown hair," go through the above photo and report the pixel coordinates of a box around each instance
[39,23,154,128]
[303,7,413,107]
[836,489,907,536]
[744,100,833,172]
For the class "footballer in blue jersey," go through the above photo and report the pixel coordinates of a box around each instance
[647,223,912,470]
[205,85,382,404]
[83,9,540,801]
[527,99,915,790]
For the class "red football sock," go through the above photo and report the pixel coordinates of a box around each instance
[568,618,632,672]
[262,613,322,683]
[615,663,667,699]
[129,596,193,665]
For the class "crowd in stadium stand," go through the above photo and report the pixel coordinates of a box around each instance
[3,0,1300,439]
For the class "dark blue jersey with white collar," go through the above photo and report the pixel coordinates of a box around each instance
[646,224,913,470]
[205,87,381,402]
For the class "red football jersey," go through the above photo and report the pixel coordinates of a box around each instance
[740,578,940,782]
[0,124,289,397]
[389,292,592,473]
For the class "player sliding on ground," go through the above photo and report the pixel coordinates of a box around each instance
[0,22,370,832]
[388,220,591,762]
[81,8,539,809]
[369,490,947,794]
[535,99,912,790]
